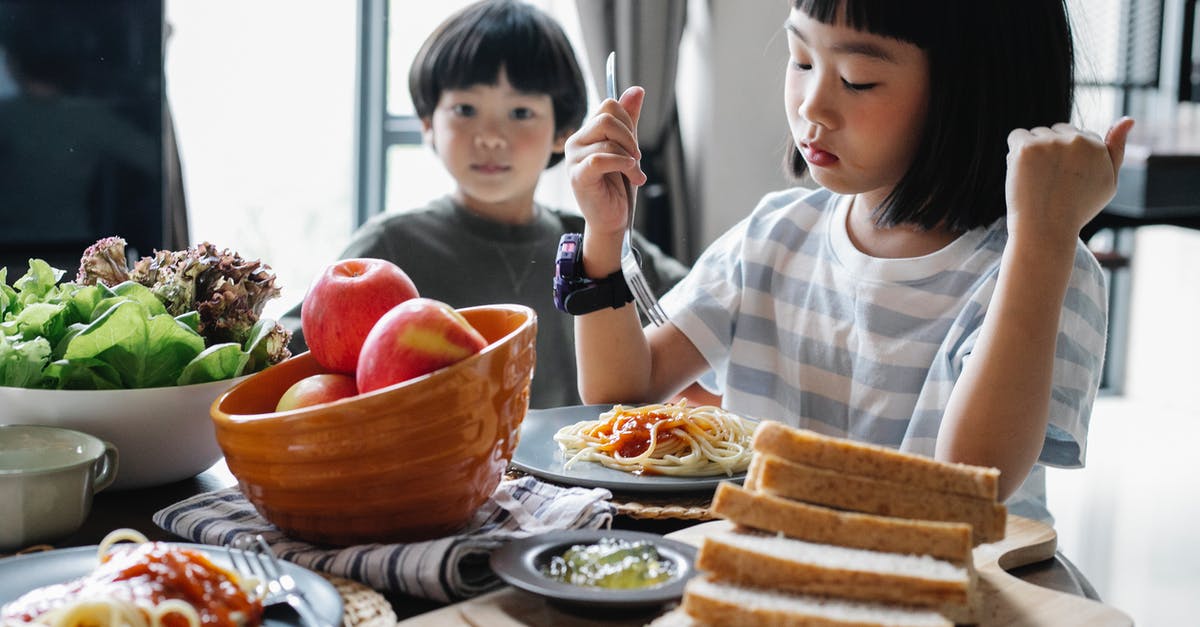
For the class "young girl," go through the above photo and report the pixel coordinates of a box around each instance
[286,0,687,409]
[565,0,1134,522]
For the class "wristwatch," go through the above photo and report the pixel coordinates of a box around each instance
[553,233,634,315]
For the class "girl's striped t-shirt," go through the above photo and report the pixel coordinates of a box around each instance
[662,187,1108,522]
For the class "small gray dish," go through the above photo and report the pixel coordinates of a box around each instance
[489,529,699,613]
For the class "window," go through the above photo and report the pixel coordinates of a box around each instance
[166,1,589,321]
[1068,0,1168,393]
[164,1,358,319]
[1069,0,1163,129]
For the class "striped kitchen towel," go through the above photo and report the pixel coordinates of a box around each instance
[153,475,614,602]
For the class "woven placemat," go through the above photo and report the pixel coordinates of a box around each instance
[319,573,398,627]
[611,494,715,521]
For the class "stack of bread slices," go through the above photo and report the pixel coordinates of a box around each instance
[652,420,1007,627]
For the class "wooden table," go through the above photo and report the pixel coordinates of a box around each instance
[27,461,1105,623]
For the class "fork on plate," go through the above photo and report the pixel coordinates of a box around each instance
[226,535,329,627]
[605,51,669,326]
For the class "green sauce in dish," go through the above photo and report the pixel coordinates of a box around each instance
[542,537,676,589]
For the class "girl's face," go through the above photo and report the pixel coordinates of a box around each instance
[784,7,930,209]
[424,67,566,220]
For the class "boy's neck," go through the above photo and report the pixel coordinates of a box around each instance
[845,194,959,259]
[453,190,538,225]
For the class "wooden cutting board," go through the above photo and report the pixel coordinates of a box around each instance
[397,515,1133,626]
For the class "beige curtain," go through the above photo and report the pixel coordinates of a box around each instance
[574,0,694,260]
[163,102,190,249]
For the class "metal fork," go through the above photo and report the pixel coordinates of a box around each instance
[227,535,329,627]
[605,51,669,326]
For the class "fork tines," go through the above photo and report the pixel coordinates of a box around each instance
[227,535,280,598]
[622,253,668,325]
[227,535,327,627]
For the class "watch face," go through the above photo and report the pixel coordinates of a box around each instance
[556,233,583,280]
[554,233,585,313]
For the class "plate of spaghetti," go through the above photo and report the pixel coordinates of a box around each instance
[511,402,757,492]
[0,529,342,627]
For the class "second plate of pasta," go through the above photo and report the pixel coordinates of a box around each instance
[511,404,755,493]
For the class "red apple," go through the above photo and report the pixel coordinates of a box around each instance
[356,298,488,393]
[275,373,358,411]
[301,258,419,374]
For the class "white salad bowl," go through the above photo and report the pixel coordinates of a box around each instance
[0,376,245,490]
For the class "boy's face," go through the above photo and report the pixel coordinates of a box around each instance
[783,7,929,211]
[423,67,566,220]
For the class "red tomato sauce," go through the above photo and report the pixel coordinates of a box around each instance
[2,542,263,627]
[587,410,686,468]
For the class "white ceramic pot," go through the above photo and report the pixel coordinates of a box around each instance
[0,425,118,550]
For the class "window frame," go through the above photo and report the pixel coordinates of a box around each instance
[355,0,425,228]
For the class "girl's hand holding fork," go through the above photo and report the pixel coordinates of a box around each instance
[565,86,648,277]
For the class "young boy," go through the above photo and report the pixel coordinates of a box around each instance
[287,0,687,409]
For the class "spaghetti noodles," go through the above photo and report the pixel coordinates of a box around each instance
[554,401,755,477]
[1,529,262,627]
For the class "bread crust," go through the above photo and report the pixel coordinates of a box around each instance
[682,576,954,627]
[753,421,999,500]
[711,483,974,564]
[697,532,972,608]
[757,454,1007,544]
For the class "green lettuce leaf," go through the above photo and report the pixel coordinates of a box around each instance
[0,268,17,318]
[60,299,206,389]
[177,343,250,385]
[110,281,167,317]
[0,335,51,388]
[52,323,89,360]
[12,259,64,305]
[67,284,114,324]
[12,302,71,345]
[43,356,125,390]
[242,318,287,374]
[175,311,201,334]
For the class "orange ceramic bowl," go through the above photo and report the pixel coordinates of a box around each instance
[210,304,536,546]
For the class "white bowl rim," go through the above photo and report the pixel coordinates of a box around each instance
[0,375,249,395]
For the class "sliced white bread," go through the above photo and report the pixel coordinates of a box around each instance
[756,453,1007,544]
[743,448,762,491]
[710,482,974,564]
[679,574,954,627]
[696,528,974,609]
[753,421,999,500]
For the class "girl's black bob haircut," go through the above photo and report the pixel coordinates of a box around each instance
[409,0,587,169]
[788,0,1075,232]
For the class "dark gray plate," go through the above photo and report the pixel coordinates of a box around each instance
[0,544,343,627]
[490,529,698,612]
[511,404,747,493]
